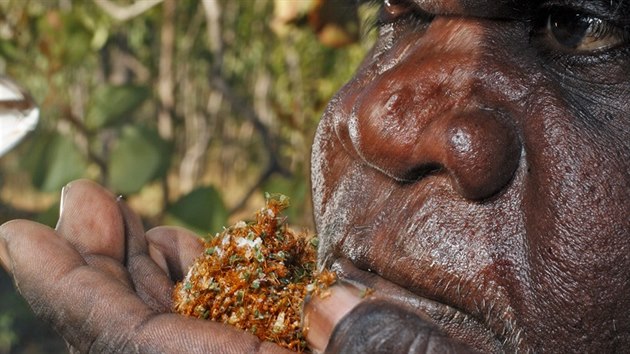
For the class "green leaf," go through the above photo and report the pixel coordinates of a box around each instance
[0,41,22,62]
[23,131,87,192]
[166,186,228,236]
[64,21,92,64]
[85,84,149,130]
[35,201,60,228]
[108,126,170,194]
[35,11,92,65]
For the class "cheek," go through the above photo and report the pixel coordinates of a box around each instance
[312,16,630,350]
[516,88,630,347]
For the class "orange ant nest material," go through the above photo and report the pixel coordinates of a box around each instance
[173,194,336,352]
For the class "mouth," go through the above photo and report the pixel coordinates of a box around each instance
[312,132,528,352]
[329,257,518,353]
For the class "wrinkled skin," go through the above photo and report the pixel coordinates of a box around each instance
[1,1,629,353]
[311,0,630,352]
[0,180,291,354]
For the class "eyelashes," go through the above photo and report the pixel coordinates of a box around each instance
[361,0,630,58]
[377,0,420,25]
[361,0,433,36]
[532,6,630,54]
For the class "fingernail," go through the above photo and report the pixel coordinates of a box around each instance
[148,243,171,278]
[60,184,70,216]
[56,183,72,230]
[0,227,12,273]
[303,281,367,353]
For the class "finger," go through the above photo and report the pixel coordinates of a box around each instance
[0,220,291,353]
[332,258,436,312]
[145,226,204,281]
[303,282,364,352]
[54,179,132,287]
[324,299,475,354]
[118,199,173,312]
[0,220,151,352]
[0,220,85,280]
[55,179,125,262]
[65,340,79,354]
[130,313,294,354]
[320,260,478,353]
[303,281,473,353]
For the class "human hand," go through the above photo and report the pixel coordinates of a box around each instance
[303,259,477,353]
[0,179,290,353]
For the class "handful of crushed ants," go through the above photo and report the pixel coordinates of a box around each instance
[173,194,336,352]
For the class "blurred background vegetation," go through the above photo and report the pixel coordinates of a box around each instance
[0,0,377,352]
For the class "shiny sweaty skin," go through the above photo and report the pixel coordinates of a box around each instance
[311,0,630,352]
[0,1,628,353]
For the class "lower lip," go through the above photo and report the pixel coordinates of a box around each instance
[330,258,503,352]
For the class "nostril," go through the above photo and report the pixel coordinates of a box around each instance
[400,163,444,183]
[342,66,521,200]
[347,98,521,200]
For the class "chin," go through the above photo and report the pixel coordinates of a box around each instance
[310,113,543,352]
[312,169,530,352]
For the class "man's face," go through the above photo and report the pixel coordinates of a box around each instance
[311,0,630,351]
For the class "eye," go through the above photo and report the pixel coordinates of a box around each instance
[542,7,628,53]
[379,0,414,24]
[376,0,433,28]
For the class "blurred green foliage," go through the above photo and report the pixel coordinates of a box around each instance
[0,0,377,228]
[0,0,377,352]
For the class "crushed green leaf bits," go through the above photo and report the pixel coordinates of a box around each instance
[173,194,336,352]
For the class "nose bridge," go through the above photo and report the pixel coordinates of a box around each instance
[389,18,484,94]
[345,18,522,200]
[353,18,486,139]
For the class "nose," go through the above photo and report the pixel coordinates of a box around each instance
[338,27,521,200]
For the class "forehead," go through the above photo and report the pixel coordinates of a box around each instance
[407,0,630,19]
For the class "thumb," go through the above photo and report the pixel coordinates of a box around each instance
[302,282,364,352]
[303,282,476,354]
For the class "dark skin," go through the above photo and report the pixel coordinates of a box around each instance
[312,0,630,352]
[1,0,629,352]
[0,180,291,353]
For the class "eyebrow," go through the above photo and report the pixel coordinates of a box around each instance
[549,0,630,21]
[609,0,630,22]
[358,0,630,22]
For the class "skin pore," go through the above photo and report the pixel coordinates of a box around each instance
[311,0,630,352]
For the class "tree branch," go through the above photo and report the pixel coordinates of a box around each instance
[94,0,163,22]
[202,1,290,214]
[211,77,292,214]
[202,0,224,71]
[157,0,176,141]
